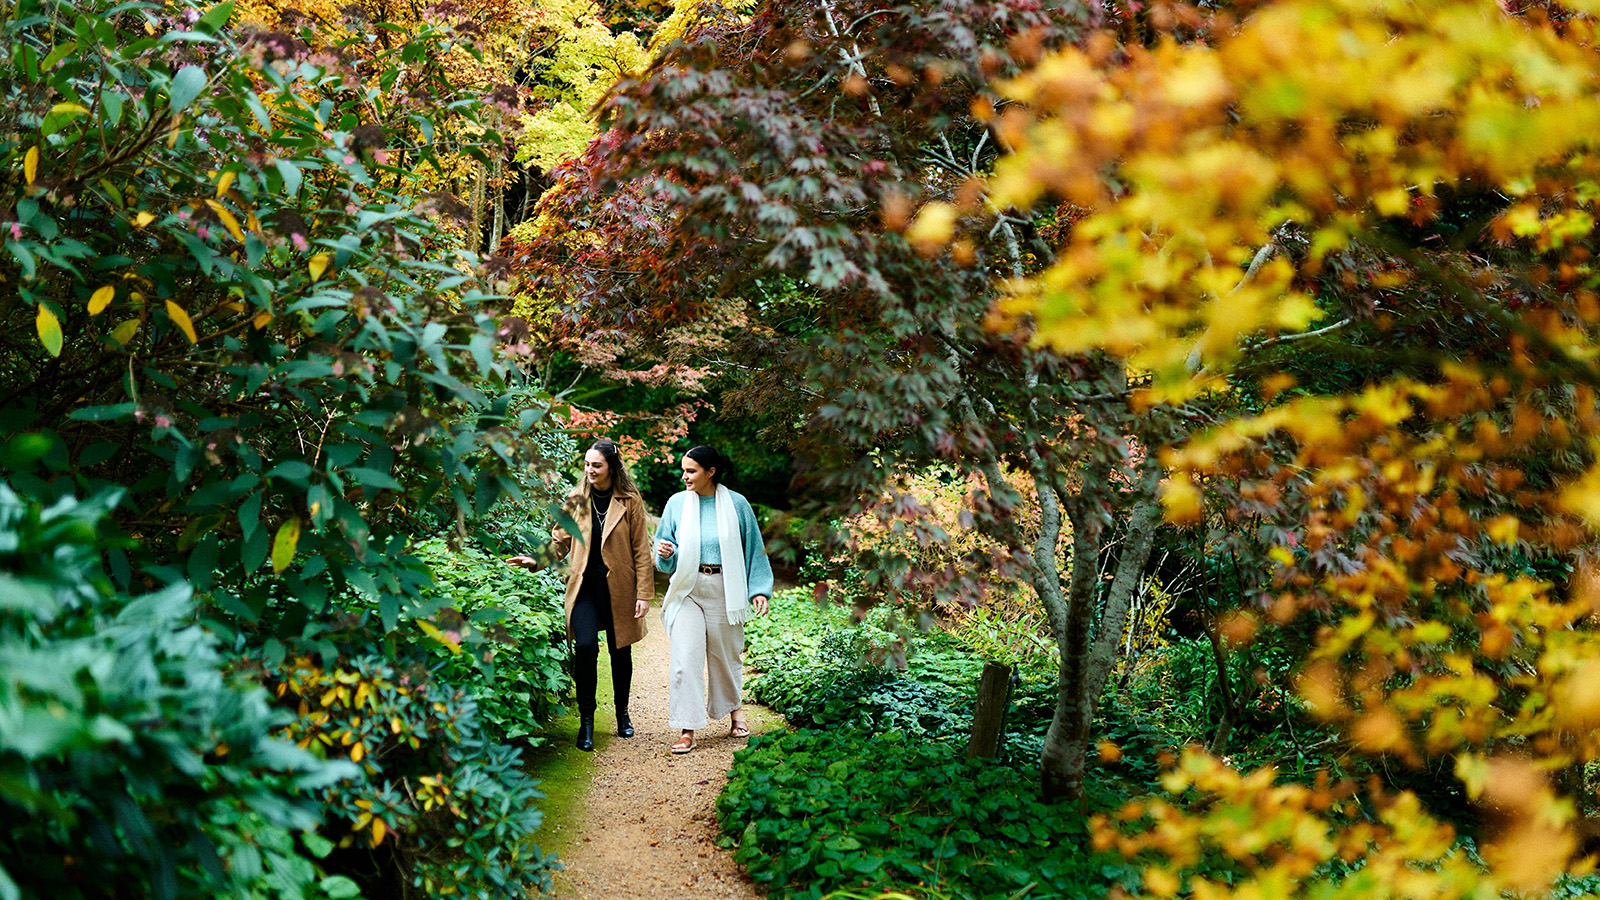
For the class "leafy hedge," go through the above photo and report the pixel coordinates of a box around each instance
[718,729,1133,900]
[749,629,969,737]
[746,590,965,737]
[0,0,574,892]
[0,0,550,647]
[0,480,357,900]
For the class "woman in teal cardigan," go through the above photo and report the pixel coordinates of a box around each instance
[653,445,773,754]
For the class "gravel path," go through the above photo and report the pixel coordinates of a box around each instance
[548,618,778,899]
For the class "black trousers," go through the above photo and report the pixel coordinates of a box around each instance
[571,591,632,715]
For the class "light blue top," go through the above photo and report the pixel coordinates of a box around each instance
[653,489,775,600]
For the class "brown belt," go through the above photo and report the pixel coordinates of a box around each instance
[698,563,722,574]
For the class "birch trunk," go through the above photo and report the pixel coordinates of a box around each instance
[489,156,506,251]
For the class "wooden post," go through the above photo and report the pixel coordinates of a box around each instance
[967,661,1013,759]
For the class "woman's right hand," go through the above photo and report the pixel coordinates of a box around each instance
[504,555,542,571]
[656,539,676,559]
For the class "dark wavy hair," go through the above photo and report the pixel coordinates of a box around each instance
[684,445,732,485]
[586,439,640,497]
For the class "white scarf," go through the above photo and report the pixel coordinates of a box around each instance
[661,485,749,630]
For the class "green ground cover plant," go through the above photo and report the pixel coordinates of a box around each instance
[744,588,831,670]
[749,631,969,737]
[746,590,971,738]
[718,729,1134,900]
[411,539,570,744]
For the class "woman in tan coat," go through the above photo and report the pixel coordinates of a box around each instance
[508,439,652,750]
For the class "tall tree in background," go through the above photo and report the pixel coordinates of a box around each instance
[233,0,698,252]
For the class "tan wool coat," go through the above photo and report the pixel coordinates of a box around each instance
[550,485,651,649]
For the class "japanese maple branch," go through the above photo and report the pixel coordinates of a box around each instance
[818,0,882,117]
[1377,229,1600,389]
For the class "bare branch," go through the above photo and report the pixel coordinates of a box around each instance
[1245,316,1356,352]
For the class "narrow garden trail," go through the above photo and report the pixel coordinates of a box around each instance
[534,610,782,899]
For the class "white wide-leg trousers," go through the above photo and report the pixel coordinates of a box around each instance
[667,573,743,731]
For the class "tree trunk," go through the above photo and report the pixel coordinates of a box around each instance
[470,163,487,252]
[1042,474,1106,803]
[948,351,1165,805]
[1041,476,1162,802]
[1083,496,1163,702]
[488,156,506,251]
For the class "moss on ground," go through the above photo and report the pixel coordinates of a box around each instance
[519,652,615,894]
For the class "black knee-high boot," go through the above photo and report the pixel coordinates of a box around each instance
[611,645,634,737]
[574,644,599,751]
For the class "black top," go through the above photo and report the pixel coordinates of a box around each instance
[576,487,614,624]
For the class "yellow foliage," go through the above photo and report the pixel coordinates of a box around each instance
[994,0,1600,385]
[987,4,1600,889]
[34,305,62,357]
[841,464,1041,606]
[87,285,114,316]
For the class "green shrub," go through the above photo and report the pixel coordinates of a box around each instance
[0,0,563,893]
[944,604,1060,684]
[268,654,556,899]
[460,429,578,558]
[1117,636,1221,746]
[0,480,358,900]
[1112,633,1341,780]
[750,588,1073,752]
[899,633,988,695]
[718,729,1133,900]
[1548,869,1600,898]
[411,539,570,743]
[749,615,970,738]
[750,659,968,737]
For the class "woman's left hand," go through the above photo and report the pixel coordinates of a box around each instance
[752,594,769,617]
[634,599,649,619]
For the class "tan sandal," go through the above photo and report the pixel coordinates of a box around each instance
[730,720,751,739]
[670,732,696,754]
